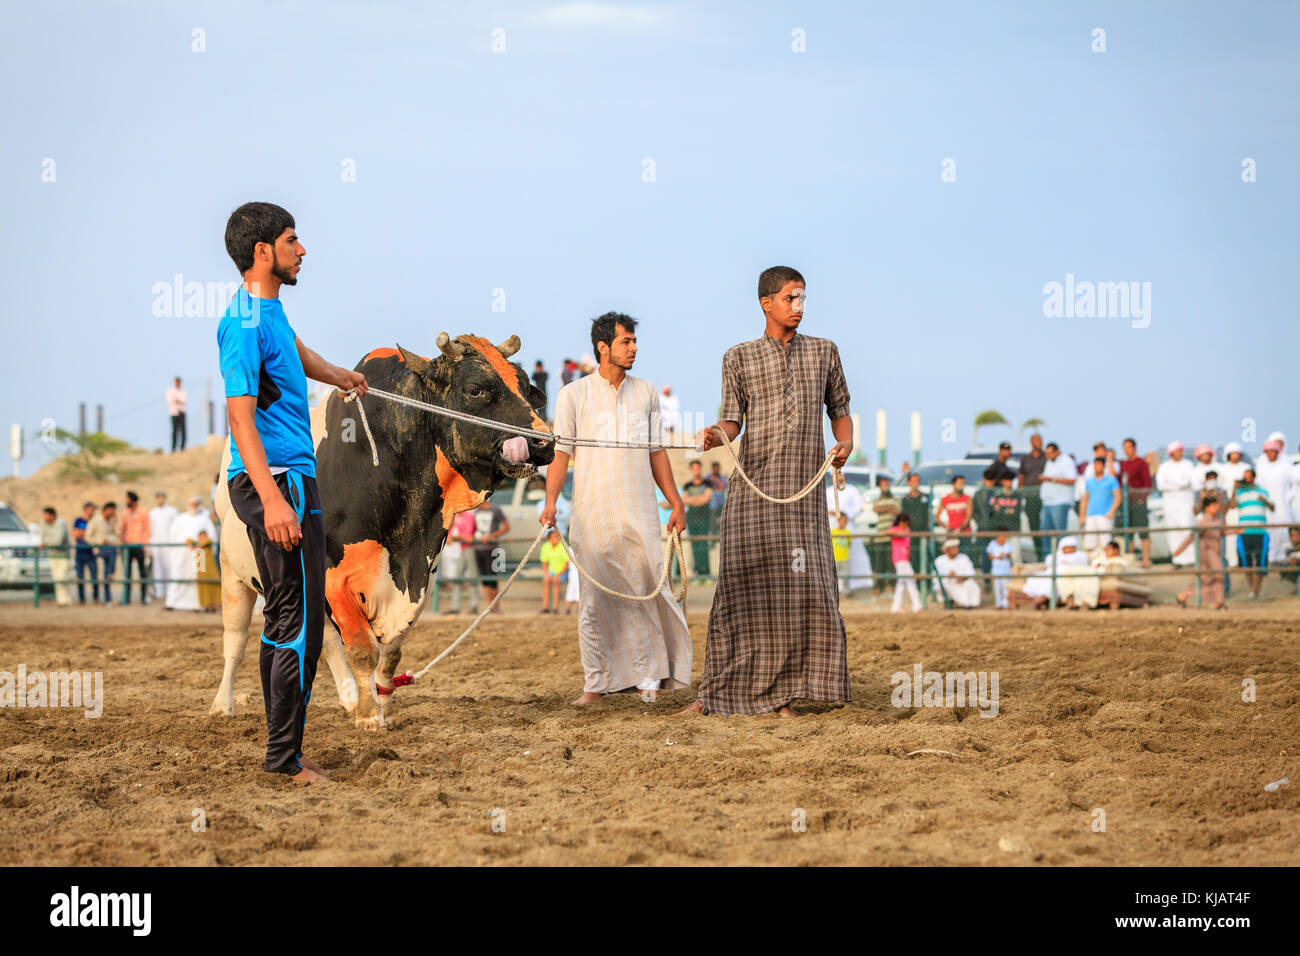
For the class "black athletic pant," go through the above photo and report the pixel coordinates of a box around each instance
[227,469,326,775]
[124,545,148,603]
[171,413,186,451]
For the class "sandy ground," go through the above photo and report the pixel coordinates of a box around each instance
[0,600,1297,866]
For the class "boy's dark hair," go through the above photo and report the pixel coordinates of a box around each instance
[758,266,805,299]
[952,474,966,484]
[1243,468,1256,481]
[1045,442,1060,452]
[225,202,295,274]
[1094,457,1107,465]
[102,500,117,511]
[983,466,998,481]
[590,312,637,358]
[43,506,56,517]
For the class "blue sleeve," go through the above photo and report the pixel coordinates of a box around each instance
[218,315,262,398]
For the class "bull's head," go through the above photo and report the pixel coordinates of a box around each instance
[395,333,554,485]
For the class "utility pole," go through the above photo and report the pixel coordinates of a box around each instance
[79,403,86,437]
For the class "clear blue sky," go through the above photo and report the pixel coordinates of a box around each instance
[2,0,1296,477]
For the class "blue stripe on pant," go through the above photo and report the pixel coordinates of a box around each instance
[227,469,326,775]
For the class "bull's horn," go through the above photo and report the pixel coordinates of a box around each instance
[436,332,465,361]
[396,344,433,375]
[495,335,520,358]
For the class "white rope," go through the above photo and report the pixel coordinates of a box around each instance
[342,384,846,684]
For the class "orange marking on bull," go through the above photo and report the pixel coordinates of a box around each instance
[326,539,384,649]
[364,347,403,363]
[436,447,487,529]
[461,336,552,434]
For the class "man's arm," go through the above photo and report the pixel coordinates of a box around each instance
[539,453,571,527]
[227,395,301,551]
[829,414,853,468]
[1079,489,1090,518]
[295,338,368,395]
[1108,486,1120,519]
[650,450,686,534]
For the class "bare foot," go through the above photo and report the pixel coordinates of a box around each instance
[571,692,603,706]
[775,705,798,718]
[291,766,324,784]
[679,700,704,716]
[299,756,325,775]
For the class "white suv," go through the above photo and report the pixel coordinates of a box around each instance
[0,503,52,589]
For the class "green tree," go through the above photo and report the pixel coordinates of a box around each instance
[972,409,1010,449]
[1019,417,1047,443]
[53,429,149,482]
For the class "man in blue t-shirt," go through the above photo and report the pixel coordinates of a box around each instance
[1078,456,1120,550]
[218,202,367,782]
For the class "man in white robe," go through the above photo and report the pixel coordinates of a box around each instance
[1190,444,1218,492]
[148,490,178,599]
[1256,436,1293,564]
[1219,442,1250,571]
[934,539,980,607]
[541,312,692,705]
[1156,441,1196,567]
[165,496,216,612]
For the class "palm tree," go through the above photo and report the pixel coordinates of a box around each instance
[972,409,1010,449]
[1019,417,1047,443]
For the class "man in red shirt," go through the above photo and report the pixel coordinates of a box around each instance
[935,475,973,569]
[1117,437,1153,567]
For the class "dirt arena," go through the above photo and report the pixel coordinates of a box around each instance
[1,602,1296,866]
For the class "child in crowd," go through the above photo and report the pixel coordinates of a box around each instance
[538,528,569,614]
[832,512,852,592]
[888,514,921,613]
[986,531,1014,610]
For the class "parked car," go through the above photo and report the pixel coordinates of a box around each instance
[0,503,53,589]
[494,467,574,563]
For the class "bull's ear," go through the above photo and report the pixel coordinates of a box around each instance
[436,332,465,362]
[496,334,521,358]
[396,344,433,376]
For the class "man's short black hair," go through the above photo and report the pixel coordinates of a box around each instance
[43,506,55,517]
[1123,437,1137,447]
[591,312,637,358]
[1046,442,1060,452]
[225,202,295,274]
[126,491,139,504]
[758,266,805,300]
[952,474,966,484]
[1094,457,1107,465]
[983,466,999,481]
[102,500,117,511]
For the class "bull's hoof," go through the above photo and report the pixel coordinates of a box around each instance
[208,697,235,718]
[355,714,386,732]
[337,681,359,716]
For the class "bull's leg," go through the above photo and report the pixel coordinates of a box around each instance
[209,549,256,718]
[375,641,404,722]
[346,641,385,731]
[321,621,359,717]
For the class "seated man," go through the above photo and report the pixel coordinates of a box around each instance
[934,538,980,608]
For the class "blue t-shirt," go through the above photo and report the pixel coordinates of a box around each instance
[74,516,92,549]
[1234,486,1270,534]
[1084,473,1119,517]
[217,288,316,479]
[986,539,1013,575]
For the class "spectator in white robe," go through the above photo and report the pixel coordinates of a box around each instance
[164,496,216,612]
[148,491,178,599]
[1256,437,1293,564]
[827,482,872,592]
[1156,441,1196,567]
[1219,442,1250,570]
[1190,444,1218,491]
[934,538,980,608]
[1023,536,1090,606]
[658,385,682,436]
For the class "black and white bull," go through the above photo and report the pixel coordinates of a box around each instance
[209,332,553,730]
